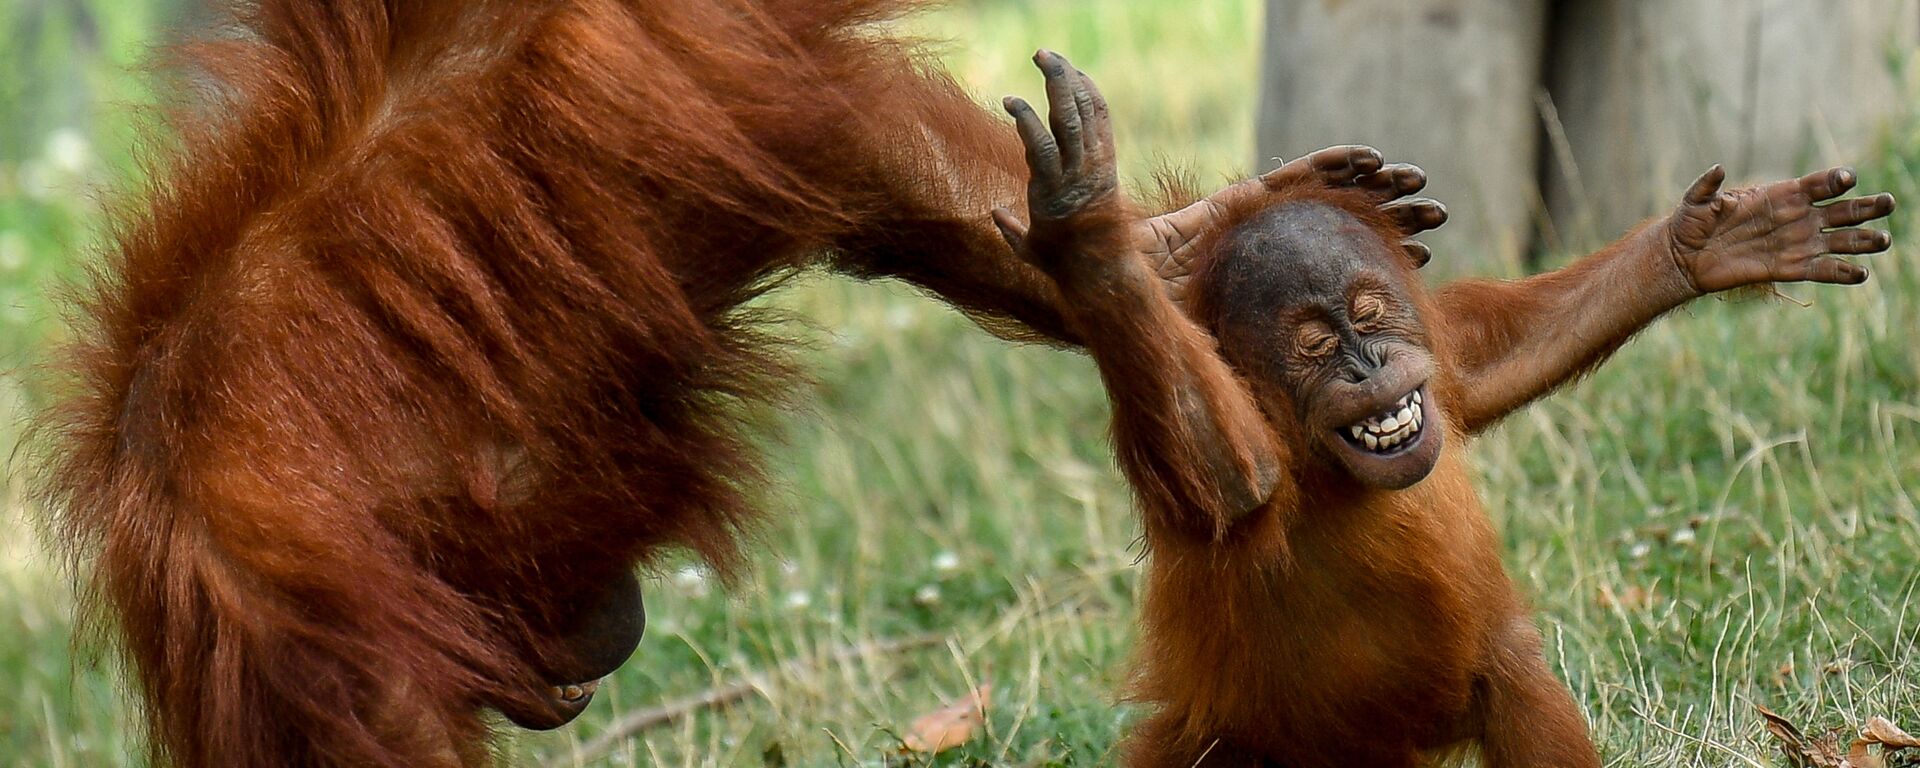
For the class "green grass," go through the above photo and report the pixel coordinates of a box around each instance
[5,0,1920,765]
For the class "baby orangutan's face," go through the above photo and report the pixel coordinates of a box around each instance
[1201,202,1443,490]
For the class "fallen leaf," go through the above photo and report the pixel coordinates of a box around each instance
[1759,704,1812,765]
[900,684,991,755]
[1864,717,1920,749]
[1758,704,1851,767]
[1848,716,1920,768]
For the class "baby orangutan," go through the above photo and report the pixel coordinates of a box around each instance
[993,52,1897,767]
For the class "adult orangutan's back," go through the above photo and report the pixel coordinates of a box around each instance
[32,1,1048,764]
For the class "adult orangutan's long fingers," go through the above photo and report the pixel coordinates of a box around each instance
[1380,198,1449,235]
[992,207,1030,253]
[1402,240,1433,268]
[1683,165,1727,207]
[1819,192,1897,229]
[1261,145,1384,189]
[1798,166,1858,202]
[1824,227,1893,255]
[1003,96,1061,185]
[1355,163,1428,201]
[1036,50,1084,172]
[1799,255,1870,285]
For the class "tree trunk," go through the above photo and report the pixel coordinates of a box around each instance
[1543,0,1918,249]
[1257,0,1551,277]
[1257,0,1917,274]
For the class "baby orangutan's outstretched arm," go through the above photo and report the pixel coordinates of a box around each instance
[991,51,1287,537]
[1436,165,1896,433]
[831,53,1433,347]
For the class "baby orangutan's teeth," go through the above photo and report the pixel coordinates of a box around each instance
[1342,388,1428,455]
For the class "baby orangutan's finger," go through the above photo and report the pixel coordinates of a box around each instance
[1003,96,1062,186]
[1262,145,1384,190]
[1381,198,1449,235]
[1034,50,1086,172]
[1402,240,1433,268]
[1799,255,1869,285]
[1824,227,1893,255]
[1797,166,1858,202]
[1683,165,1727,207]
[1354,163,1428,200]
[1078,68,1111,124]
[1073,69,1116,167]
[1820,192,1897,229]
[1069,70,1101,156]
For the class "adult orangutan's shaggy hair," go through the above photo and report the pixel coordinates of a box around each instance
[34,1,1070,764]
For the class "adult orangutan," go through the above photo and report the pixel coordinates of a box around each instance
[992,54,1896,767]
[33,2,1439,765]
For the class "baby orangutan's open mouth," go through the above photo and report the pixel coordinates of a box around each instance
[1339,387,1424,455]
[1324,381,1443,490]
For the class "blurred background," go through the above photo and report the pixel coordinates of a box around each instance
[1262,0,1918,273]
[4,1,1920,765]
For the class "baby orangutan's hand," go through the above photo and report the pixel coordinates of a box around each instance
[991,50,1446,301]
[991,50,1137,285]
[1666,165,1897,294]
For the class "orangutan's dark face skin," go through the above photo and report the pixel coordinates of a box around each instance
[1203,203,1443,490]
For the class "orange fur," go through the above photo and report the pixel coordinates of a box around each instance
[1106,159,1893,766]
[32,2,1069,765]
[1030,180,1606,766]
